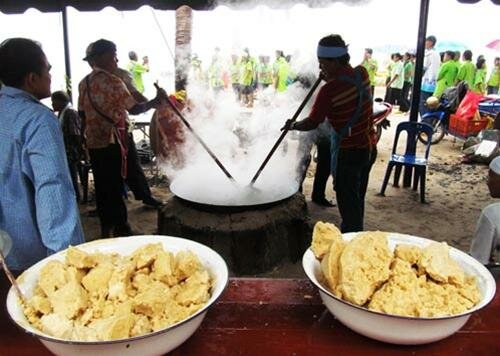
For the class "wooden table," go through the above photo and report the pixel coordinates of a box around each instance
[1,277,498,355]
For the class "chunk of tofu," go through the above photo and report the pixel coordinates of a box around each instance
[88,314,134,341]
[66,246,96,269]
[133,281,172,317]
[175,251,202,281]
[51,281,89,319]
[81,264,114,295]
[311,221,342,260]
[175,270,211,306]
[418,242,465,286]
[29,295,52,315]
[338,231,392,306]
[40,313,74,339]
[320,237,344,295]
[131,243,162,269]
[152,250,178,286]
[38,261,67,297]
[394,244,423,266]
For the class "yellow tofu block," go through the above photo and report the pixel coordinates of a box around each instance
[311,221,342,260]
[419,242,465,286]
[338,231,392,306]
[132,243,162,269]
[89,314,134,341]
[71,324,98,341]
[131,314,152,336]
[29,295,52,315]
[152,250,178,286]
[40,313,74,339]
[51,281,89,319]
[175,251,202,281]
[133,280,172,317]
[65,266,86,284]
[81,264,114,295]
[66,246,96,269]
[320,237,344,295]
[175,271,211,306]
[394,244,423,266]
[108,263,135,301]
[38,260,67,297]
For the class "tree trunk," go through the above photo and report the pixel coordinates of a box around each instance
[175,5,192,92]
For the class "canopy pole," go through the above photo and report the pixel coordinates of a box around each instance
[403,0,430,188]
[62,6,72,100]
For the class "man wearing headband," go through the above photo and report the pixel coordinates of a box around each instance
[285,34,373,233]
[470,156,500,266]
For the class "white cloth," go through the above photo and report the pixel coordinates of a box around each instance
[421,48,441,93]
[470,202,500,264]
[489,156,500,174]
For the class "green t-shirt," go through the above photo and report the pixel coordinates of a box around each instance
[127,61,148,93]
[275,57,290,92]
[473,68,487,94]
[487,66,500,88]
[389,60,404,89]
[362,58,378,86]
[258,63,273,85]
[434,61,458,98]
[456,60,475,89]
[403,61,414,83]
[239,59,255,86]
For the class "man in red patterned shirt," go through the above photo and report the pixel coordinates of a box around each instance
[285,34,373,233]
[78,39,166,238]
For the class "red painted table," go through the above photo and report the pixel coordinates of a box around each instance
[1,277,499,355]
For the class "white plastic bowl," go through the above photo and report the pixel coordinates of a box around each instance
[7,235,229,356]
[302,232,496,345]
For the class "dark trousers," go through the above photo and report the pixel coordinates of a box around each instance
[400,81,412,112]
[67,159,81,202]
[487,86,498,95]
[334,148,371,233]
[419,90,433,117]
[312,139,331,201]
[388,87,403,106]
[89,144,127,230]
[370,85,375,99]
[125,133,152,201]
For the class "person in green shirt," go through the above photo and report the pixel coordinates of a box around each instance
[273,50,290,93]
[456,50,475,89]
[361,48,378,97]
[257,55,273,89]
[400,52,414,112]
[229,54,241,98]
[433,51,459,98]
[473,56,487,94]
[208,47,224,92]
[384,53,395,102]
[239,50,256,107]
[487,57,499,95]
[127,51,149,94]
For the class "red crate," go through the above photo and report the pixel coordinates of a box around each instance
[448,114,489,139]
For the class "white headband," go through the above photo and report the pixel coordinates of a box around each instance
[490,156,500,175]
[317,45,348,58]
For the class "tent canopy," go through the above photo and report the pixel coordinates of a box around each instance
[2,0,496,14]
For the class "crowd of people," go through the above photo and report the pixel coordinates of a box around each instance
[191,47,297,107]
[0,33,499,274]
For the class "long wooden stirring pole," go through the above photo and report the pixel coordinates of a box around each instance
[154,83,235,182]
[0,250,26,305]
[250,77,322,185]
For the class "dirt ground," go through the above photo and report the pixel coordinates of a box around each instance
[78,111,492,278]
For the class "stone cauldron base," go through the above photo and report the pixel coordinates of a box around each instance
[158,193,311,275]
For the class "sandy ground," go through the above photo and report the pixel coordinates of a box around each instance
[78,110,492,278]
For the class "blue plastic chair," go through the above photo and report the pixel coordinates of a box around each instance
[380,121,434,203]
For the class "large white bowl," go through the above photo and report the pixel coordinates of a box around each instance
[302,232,496,345]
[7,235,229,356]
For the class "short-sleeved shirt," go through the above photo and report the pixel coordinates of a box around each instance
[362,58,378,86]
[473,67,487,94]
[403,61,414,83]
[487,66,500,87]
[390,60,404,89]
[457,60,476,89]
[127,61,148,93]
[308,65,373,149]
[434,60,459,98]
[78,68,137,149]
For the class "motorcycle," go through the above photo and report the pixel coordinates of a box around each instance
[418,81,468,145]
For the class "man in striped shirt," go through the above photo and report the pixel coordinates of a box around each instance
[285,34,373,233]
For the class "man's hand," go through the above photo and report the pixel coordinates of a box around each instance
[281,119,295,132]
[153,82,168,107]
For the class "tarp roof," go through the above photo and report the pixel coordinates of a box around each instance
[2,0,496,15]
[0,0,365,14]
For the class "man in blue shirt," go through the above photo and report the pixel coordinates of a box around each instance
[0,38,84,271]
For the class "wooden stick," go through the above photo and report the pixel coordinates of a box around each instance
[250,77,322,185]
[0,250,26,305]
[154,83,235,182]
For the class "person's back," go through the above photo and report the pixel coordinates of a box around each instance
[470,156,500,265]
[0,38,84,270]
[457,51,476,88]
